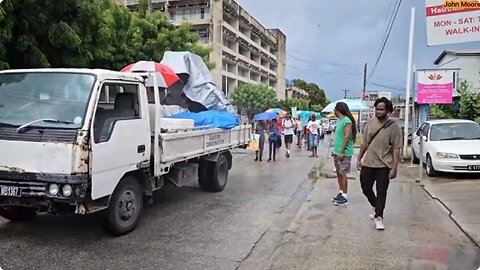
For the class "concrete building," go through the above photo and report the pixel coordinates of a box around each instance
[118,0,287,99]
[361,90,393,119]
[361,90,392,106]
[434,50,480,95]
[284,85,309,100]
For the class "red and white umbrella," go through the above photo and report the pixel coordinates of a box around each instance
[120,61,180,87]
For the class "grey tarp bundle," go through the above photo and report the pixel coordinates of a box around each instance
[160,51,236,113]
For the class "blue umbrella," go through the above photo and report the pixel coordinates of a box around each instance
[253,112,278,121]
[321,99,368,113]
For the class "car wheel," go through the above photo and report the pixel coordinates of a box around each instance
[103,176,144,236]
[426,154,438,177]
[412,150,420,164]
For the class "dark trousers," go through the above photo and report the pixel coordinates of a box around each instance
[268,140,277,161]
[255,136,265,161]
[360,166,390,218]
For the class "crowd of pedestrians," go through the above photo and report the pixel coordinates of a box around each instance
[253,112,326,162]
[253,97,402,231]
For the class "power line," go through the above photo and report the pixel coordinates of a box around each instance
[367,0,403,81]
[370,82,404,92]
[287,53,362,73]
[287,51,360,71]
[288,64,363,77]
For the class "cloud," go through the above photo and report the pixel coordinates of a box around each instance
[236,0,480,100]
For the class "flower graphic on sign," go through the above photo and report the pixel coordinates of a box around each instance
[428,73,443,81]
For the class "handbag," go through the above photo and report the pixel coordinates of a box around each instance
[247,140,259,151]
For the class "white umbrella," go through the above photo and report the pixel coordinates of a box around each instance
[322,99,369,113]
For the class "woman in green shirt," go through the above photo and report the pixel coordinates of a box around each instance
[331,102,357,206]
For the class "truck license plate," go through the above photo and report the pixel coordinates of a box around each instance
[0,185,20,197]
[468,165,480,171]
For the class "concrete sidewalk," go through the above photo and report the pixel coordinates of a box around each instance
[265,156,480,270]
[408,168,480,248]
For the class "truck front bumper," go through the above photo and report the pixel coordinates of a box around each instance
[0,171,89,212]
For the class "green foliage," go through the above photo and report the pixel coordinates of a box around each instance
[430,104,455,119]
[429,80,480,124]
[292,79,328,107]
[310,104,324,112]
[277,98,310,112]
[457,81,480,123]
[0,0,213,71]
[231,84,277,119]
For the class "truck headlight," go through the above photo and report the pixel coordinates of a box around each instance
[436,152,459,159]
[48,184,59,195]
[62,184,73,197]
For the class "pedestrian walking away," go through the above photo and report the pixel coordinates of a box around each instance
[305,116,313,151]
[268,120,280,162]
[357,97,402,230]
[331,102,357,206]
[307,114,321,157]
[254,120,268,162]
[282,113,295,158]
[295,117,303,148]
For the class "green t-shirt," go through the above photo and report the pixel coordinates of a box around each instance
[333,116,353,157]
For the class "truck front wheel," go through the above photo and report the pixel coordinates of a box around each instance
[103,176,144,236]
[198,154,229,192]
[0,206,37,222]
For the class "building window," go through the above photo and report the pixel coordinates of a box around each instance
[170,8,210,22]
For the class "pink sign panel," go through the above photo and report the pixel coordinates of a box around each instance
[417,71,454,104]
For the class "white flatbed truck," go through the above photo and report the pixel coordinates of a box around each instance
[0,68,251,235]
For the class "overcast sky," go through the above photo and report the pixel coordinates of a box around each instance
[237,0,480,101]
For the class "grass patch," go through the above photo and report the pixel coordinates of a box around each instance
[309,159,326,183]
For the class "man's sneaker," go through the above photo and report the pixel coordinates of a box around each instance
[369,214,375,220]
[375,217,385,230]
[334,195,348,206]
[332,193,342,202]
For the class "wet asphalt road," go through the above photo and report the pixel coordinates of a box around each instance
[0,138,327,270]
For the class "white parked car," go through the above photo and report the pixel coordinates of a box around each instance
[412,119,480,176]
[321,119,332,134]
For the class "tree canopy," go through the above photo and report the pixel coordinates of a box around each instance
[0,0,212,70]
[230,84,277,119]
[292,79,329,108]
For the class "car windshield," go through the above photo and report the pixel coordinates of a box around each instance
[430,122,480,141]
[0,72,95,129]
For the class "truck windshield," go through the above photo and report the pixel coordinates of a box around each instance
[0,72,95,129]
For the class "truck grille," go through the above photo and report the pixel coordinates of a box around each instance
[459,155,480,160]
[0,179,47,197]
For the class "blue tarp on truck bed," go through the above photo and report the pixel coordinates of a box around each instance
[169,111,240,129]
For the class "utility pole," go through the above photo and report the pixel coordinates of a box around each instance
[342,89,350,99]
[403,7,415,159]
[363,63,367,99]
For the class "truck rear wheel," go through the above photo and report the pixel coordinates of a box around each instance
[198,154,229,192]
[0,206,37,222]
[103,176,144,236]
